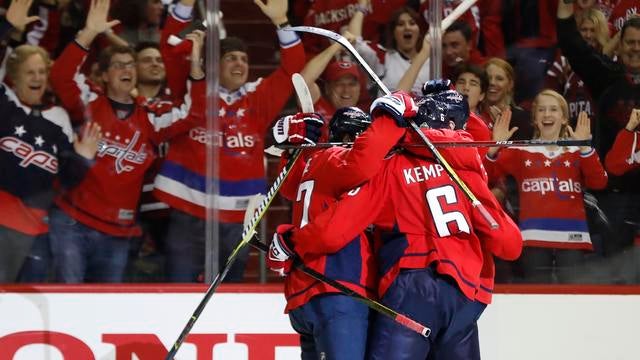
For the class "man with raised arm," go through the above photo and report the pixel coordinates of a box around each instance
[152,0,306,282]
[48,0,205,283]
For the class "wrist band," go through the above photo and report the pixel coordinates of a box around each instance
[276,21,291,29]
[355,3,370,15]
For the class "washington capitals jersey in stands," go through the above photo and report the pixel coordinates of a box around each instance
[154,34,305,222]
[50,41,204,237]
[544,54,596,127]
[294,129,522,300]
[485,146,607,250]
[0,84,91,235]
[278,115,406,312]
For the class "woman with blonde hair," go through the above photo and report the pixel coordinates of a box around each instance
[481,57,533,141]
[545,8,610,128]
[484,89,608,283]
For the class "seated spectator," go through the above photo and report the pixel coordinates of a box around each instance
[442,20,486,80]
[485,90,608,283]
[153,0,305,282]
[482,57,533,140]
[0,0,100,283]
[545,8,609,128]
[48,0,205,283]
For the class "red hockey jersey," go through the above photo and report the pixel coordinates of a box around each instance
[293,129,522,300]
[484,146,608,250]
[279,115,406,311]
[154,32,304,222]
[50,42,205,237]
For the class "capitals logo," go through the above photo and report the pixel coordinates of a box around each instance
[97,131,148,174]
[0,136,58,173]
[521,177,582,195]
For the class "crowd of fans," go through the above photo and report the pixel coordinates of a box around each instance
[0,0,638,284]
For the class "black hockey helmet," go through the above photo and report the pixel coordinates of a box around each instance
[329,107,372,142]
[415,90,469,130]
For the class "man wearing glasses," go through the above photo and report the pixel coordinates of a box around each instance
[47,0,205,283]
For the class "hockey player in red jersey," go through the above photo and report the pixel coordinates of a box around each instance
[270,89,522,360]
[47,0,205,283]
[484,89,607,283]
[267,92,418,359]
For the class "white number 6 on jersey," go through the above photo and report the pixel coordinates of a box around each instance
[426,185,470,237]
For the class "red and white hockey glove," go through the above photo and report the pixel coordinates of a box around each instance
[370,91,418,127]
[267,224,296,277]
[272,112,324,145]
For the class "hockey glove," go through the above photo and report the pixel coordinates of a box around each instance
[272,112,324,146]
[370,91,418,127]
[422,79,452,95]
[267,224,296,277]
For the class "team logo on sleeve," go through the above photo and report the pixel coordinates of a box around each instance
[97,131,148,174]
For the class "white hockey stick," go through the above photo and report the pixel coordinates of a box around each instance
[286,26,499,228]
[442,0,479,31]
[292,73,315,113]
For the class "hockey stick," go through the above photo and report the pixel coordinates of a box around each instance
[442,0,479,31]
[276,139,593,149]
[249,237,431,337]
[286,26,498,228]
[165,74,313,360]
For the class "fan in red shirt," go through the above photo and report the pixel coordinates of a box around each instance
[48,0,205,283]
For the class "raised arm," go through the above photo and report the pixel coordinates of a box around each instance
[300,42,342,103]
[148,29,205,143]
[605,109,640,176]
[160,0,195,100]
[395,33,431,94]
[50,0,119,123]
[556,0,617,98]
[75,0,120,49]
[556,0,574,19]
[4,0,40,36]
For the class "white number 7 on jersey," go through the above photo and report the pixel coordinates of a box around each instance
[296,180,315,228]
[426,185,471,237]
